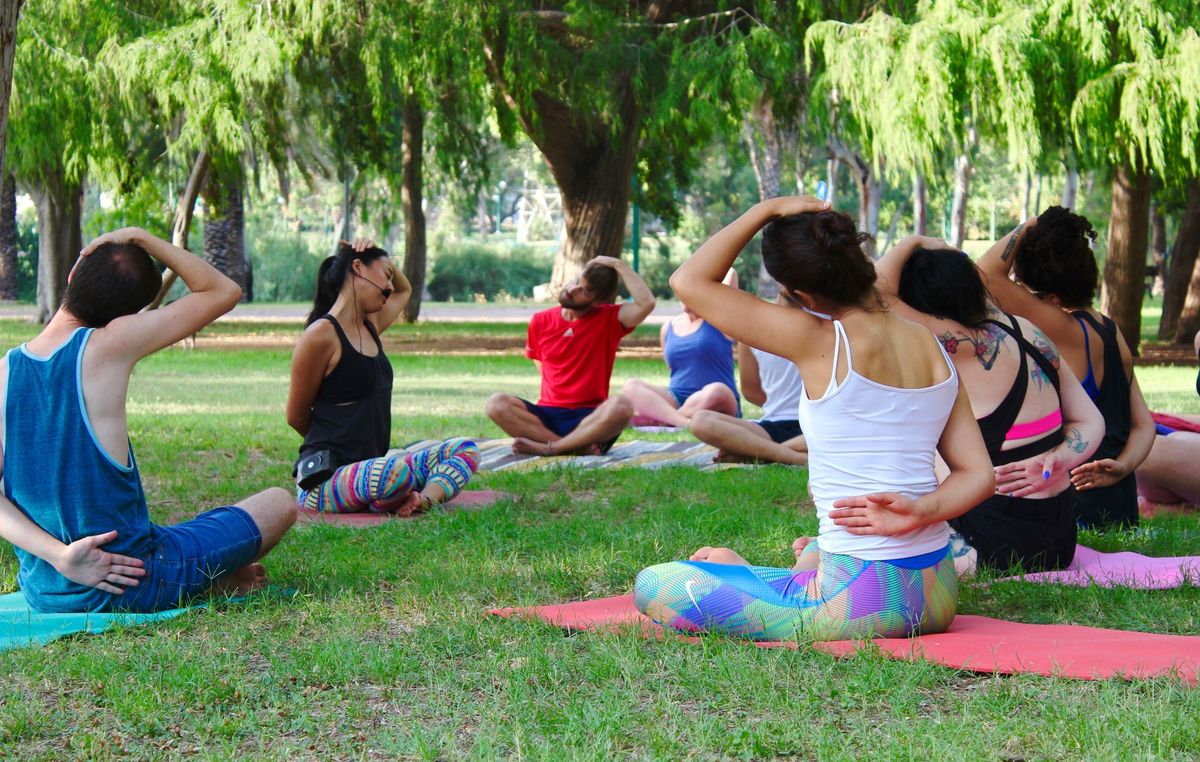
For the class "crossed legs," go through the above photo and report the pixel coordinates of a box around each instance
[689,410,808,465]
[1137,433,1200,515]
[622,379,739,428]
[486,393,633,455]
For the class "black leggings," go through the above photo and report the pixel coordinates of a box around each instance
[950,490,1077,573]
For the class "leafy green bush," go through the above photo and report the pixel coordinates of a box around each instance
[249,233,323,303]
[428,242,551,301]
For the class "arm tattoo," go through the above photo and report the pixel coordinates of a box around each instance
[938,325,1004,370]
[1027,326,1060,391]
[1065,427,1087,453]
[1000,222,1025,262]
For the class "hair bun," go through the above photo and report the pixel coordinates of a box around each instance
[809,210,864,255]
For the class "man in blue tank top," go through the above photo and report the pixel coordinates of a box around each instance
[0,228,296,612]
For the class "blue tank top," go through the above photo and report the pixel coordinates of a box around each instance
[4,328,154,612]
[663,319,738,401]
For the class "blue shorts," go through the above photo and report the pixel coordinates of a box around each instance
[757,419,802,443]
[113,506,262,612]
[520,399,619,453]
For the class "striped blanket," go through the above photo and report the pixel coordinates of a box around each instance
[401,438,749,472]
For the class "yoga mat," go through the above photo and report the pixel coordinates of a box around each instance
[405,438,749,472]
[490,594,1200,682]
[298,489,511,526]
[0,591,197,652]
[998,545,1200,590]
[816,618,1200,683]
[1152,412,1200,434]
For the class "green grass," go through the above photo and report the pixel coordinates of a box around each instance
[1,320,1199,759]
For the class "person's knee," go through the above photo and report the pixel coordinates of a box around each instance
[607,394,635,421]
[448,437,481,472]
[622,378,646,396]
[690,409,718,438]
[244,487,297,537]
[485,393,516,421]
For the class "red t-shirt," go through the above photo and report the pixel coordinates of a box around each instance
[525,303,635,408]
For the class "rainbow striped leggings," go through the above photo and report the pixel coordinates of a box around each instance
[633,543,957,642]
[299,438,480,515]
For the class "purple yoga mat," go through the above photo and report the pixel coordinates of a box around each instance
[1000,545,1200,589]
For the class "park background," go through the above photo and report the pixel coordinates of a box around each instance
[0,1,1199,759]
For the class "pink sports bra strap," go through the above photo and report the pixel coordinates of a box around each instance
[1004,409,1063,442]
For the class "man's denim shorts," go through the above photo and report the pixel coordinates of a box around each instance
[114,506,262,612]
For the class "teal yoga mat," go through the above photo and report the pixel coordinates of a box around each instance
[0,591,202,652]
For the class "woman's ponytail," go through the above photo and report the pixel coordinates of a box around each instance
[306,249,351,326]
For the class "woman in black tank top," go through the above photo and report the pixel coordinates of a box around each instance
[977,207,1158,529]
[876,239,1105,573]
[285,239,480,515]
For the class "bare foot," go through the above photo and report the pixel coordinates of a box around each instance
[393,491,425,517]
[513,436,555,455]
[571,443,603,456]
[213,562,267,597]
[792,537,819,570]
[689,546,750,565]
[713,449,754,464]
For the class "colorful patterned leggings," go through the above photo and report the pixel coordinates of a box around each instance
[633,543,957,642]
[299,438,480,515]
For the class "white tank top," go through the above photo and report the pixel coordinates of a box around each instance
[796,319,958,560]
[750,347,804,422]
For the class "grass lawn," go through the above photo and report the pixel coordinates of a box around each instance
[1,318,1199,759]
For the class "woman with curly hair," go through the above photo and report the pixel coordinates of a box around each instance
[978,207,1156,528]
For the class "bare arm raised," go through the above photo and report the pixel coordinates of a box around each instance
[669,197,830,364]
[83,228,242,363]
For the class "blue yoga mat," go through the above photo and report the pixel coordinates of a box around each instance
[0,591,198,652]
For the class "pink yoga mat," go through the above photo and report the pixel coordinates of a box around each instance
[999,545,1200,589]
[490,594,1200,682]
[298,490,509,526]
[1153,412,1200,434]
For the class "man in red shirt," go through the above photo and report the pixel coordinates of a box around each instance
[486,256,656,455]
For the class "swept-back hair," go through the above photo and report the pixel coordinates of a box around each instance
[760,210,878,308]
[306,242,390,326]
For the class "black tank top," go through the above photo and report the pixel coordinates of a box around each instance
[975,314,1064,466]
[1071,311,1138,527]
[298,315,393,469]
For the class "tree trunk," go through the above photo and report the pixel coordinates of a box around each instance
[0,171,17,300]
[150,150,211,309]
[549,131,637,290]
[1162,181,1200,340]
[31,175,82,323]
[949,127,977,249]
[744,97,782,299]
[912,173,927,235]
[203,165,249,300]
[826,156,839,209]
[1061,167,1080,210]
[1099,161,1151,353]
[828,137,880,256]
[0,0,21,183]
[1021,171,1033,222]
[330,169,355,257]
[400,93,426,323]
[1175,253,1200,344]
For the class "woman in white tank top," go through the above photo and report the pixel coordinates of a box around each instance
[633,197,994,642]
